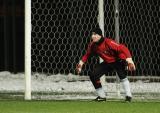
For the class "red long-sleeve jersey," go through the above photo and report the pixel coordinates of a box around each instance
[82,38,132,63]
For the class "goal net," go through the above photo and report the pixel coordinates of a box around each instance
[1,0,157,100]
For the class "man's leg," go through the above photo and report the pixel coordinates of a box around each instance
[121,78,132,97]
[121,78,132,102]
[89,62,110,100]
[115,60,132,101]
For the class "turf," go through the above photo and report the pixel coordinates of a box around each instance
[0,100,160,113]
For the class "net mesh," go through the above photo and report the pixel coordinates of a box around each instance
[31,0,100,75]
[30,0,160,100]
[119,0,159,76]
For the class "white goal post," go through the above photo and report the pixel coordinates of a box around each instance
[25,0,31,100]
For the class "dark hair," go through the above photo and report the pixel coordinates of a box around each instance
[92,27,103,36]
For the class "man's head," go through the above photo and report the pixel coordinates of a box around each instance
[91,27,103,42]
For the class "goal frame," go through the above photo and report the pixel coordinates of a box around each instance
[25,0,31,100]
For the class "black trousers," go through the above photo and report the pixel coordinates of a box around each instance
[89,60,127,89]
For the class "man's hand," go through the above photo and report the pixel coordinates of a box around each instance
[76,60,84,74]
[76,64,82,74]
[126,58,136,71]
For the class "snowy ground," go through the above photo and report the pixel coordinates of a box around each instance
[0,71,160,100]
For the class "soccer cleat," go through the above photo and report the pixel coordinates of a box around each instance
[94,96,106,102]
[125,96,132,102]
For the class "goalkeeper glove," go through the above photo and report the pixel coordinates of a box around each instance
[126,58,136,71]
[76,60,84,74]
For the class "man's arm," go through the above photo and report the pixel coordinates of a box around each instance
[76,43,93,74]
[107,39,136,71]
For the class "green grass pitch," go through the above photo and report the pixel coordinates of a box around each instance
[0,100,160,113]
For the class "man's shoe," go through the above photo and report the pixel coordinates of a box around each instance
[125,96,132,102]
[94,96,106,102]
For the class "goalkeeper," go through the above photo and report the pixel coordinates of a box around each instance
[76,27,136,102]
